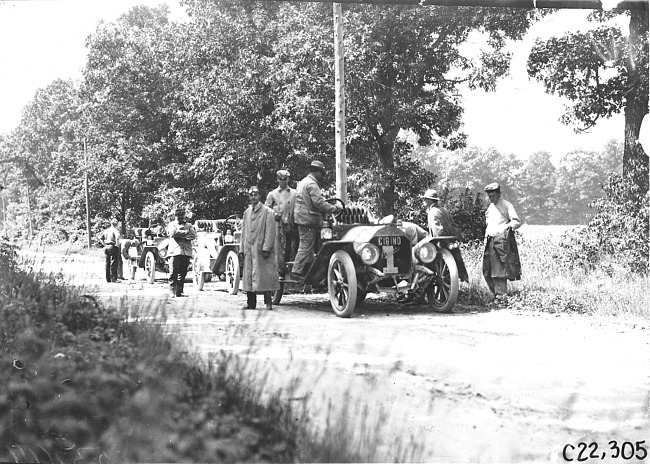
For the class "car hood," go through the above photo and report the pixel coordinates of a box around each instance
[337,224,408,244]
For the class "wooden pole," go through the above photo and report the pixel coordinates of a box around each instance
[84,138,92,249]
[26,182,33,238]
[333,2,348,202]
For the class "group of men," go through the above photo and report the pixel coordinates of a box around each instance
[421,182,522,302]
[239,160,341,310]
[239,160,522,309]
[101,159,522,308]
[99,208,197,298]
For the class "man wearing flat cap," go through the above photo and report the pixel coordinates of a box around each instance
[167,207,197,297]
[421,189,468,282]
[482,182,522,302]
[241,186,278,310]
[291,160,341,280]
[265,169,298,278]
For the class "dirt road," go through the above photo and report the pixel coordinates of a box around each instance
[28,250,650,463]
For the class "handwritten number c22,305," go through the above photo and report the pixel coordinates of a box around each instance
[562,441,647,461]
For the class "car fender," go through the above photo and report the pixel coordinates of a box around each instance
[212,243,240,274]
[305,241,358,285]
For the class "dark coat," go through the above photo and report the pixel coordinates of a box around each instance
[241,202,279,292]
[293,174,337,227]
[483,228,521,280]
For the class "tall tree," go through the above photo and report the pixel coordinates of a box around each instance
[0,79,84,237]
[178,0,539,217]
[343,4,537,215]
[82,5,183,225]
[172,1,336,217]
[527,7,649,191]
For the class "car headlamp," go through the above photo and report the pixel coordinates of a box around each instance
[359,243,380,265]
[158,248,167,258]
[415,242,436,263]
[321,227,333,240]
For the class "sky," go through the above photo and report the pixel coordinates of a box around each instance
[0,0,628,164]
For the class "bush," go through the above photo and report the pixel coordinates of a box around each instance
[559,163,649,274]
[440,187,486,241]
[405,188,486,242]
[0,246,304,463]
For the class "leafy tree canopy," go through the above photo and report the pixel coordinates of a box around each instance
[527,8,649,190]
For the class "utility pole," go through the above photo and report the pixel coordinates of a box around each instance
[0,184,5,238]
[26,182,33,238]
[333,2,348,202]
[84,138,92,249]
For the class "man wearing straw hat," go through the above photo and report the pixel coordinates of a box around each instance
[421,189,469,283]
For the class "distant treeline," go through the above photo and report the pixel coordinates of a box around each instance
[414,140,623,225]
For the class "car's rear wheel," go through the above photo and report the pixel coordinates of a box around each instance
[272,282,283,305]
[194,257,205,291]
[328,250,357,318]
[145,252,156,284]
[226,251,240,295]
[425,249,459,313]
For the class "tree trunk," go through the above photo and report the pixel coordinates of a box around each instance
[624,4,649,192]
[120,188,127,236]
[375,131,399,217]
[376,149,394,217]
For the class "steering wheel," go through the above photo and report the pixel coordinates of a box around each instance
[325,198,346,219]
[225,214,242,230]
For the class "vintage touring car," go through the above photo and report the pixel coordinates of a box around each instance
[193,216,242,292]
[243,200,460,318]
[126,226,192,284]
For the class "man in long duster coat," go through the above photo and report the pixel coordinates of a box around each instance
[241,186,279,310]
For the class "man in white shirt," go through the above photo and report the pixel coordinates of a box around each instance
[482,183,522,301]
[101,218,121,283]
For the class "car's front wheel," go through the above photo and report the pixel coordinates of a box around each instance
[328,250,357,318]
[425,248,459,313]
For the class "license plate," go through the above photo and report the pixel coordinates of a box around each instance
[377,236,402,246]
[382,245,398,274]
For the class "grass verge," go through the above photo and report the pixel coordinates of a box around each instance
[458,225,649,318]
[0,241,385,463]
